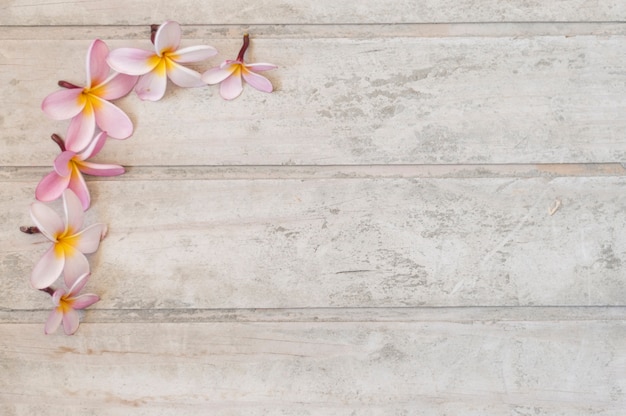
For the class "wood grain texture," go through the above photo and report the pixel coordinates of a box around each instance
[4,176,625,310]
[3,33,626,166]
[2,0,626,25]
[1,320,624,415]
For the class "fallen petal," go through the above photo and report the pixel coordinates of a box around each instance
[62,246,90,288]
[72,294,100,310]
[67,272,90,296]
[35,171,70,203]
[63,189,85,234]
[65,107,96,153]
[77,131,108,160]
[77,161,125,177]
[72,223,107,254]
[67,166,91,211]
[219,72,244,100]
[53,151,75,177]
[44,309,63,335]
[30,201,64,241]
[246,63,278,72]
[62,308,80,335]
[202,65,236,85]
[93,73,138,100]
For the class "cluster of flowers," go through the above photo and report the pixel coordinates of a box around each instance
[26,21,276,335]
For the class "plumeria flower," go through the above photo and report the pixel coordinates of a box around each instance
[107,20,217,101]
[41,39,137,152]
[35,132,125,210]
[202,33,277,100]
[44,272,100,335]
[30,189,107,289]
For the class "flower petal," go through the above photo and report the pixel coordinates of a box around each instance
[246,63,278,72]
[201,65,236,85]
[67,166,91,211]
[63,189,85,234]
[65,106,96,153]
[242,69,274,93]
[71,294,100,310]
[93,73,138,100]
[107,48,159,76]
[31,246,64,289]
[166,59,204,88]
[77,131,107,160]
[173,45,217,63]
[71,223,107,254]
[41,88,85,120]
[62,246,90,288]
[91,96,133,139]
[86,39,110,88]
[35,171,70,203]
[134,66,168,101]
[62,308,80,335]
[44,309,63,334]
[219,71,244,100]
[53,151,75,177]
[67,272,90,296]
[30,201,63,241]
[77,161,125,177]
[155,21,181,55]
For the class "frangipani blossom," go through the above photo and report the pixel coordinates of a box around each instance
[36,132,125,210]
[44,272,100,335]
[30,189,107,289]
[202,34,277,100]
[107,20,217,101]
[41,39,137,152]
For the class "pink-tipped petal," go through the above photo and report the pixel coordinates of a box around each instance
[246,63,278,72]
[67,272,90,296]
[72,223,107,254]
[201,65,236,85]
[219,72,244,100]
[35,171,70,203]
[62,247,89,288]
[166,60,205,88]
[95,73,138,100]
[31,246,64,289]
[63,189,85,233]
[67,167,91,211]
[173,45,218,63]
[66,108,96,153]
[242,70,274,93]
[87,39,110,87]
[135,67,168,101]
[41,88,85,120]
[77,131,108,160]
[107,48,159,76]
[71,294,100,310]
[155,21,181,55]
[77,161,125,177]
[30,202,64,240]
[62,308,80,335]
[53,151,75,176]
[91,96,133,139]
[44,309,63,334]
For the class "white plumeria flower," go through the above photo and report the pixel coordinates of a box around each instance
[30,189,107,289]
[44,272,100,336]
[202,34,277,100]
[107,20,217,101]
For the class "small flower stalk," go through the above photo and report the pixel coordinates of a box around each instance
[202,34,277,100]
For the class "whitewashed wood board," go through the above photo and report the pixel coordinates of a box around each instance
[1,319,624,415]
[4,175,625,310]
[2,0,626,25]
[3,34,626,165]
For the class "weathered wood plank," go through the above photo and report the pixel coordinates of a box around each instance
[4,34,626,166]
[1,320,624,415]
[2,0,625,25]
[4,176,625,310]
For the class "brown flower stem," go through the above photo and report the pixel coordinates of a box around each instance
[58,80,80,89]
[50,133,66,151]
[150,24,160,44]
[20,226,40,234]
[39,287,55,296]
[236,33,250,62]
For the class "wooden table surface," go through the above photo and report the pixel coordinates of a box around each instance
[1,1,625,414]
